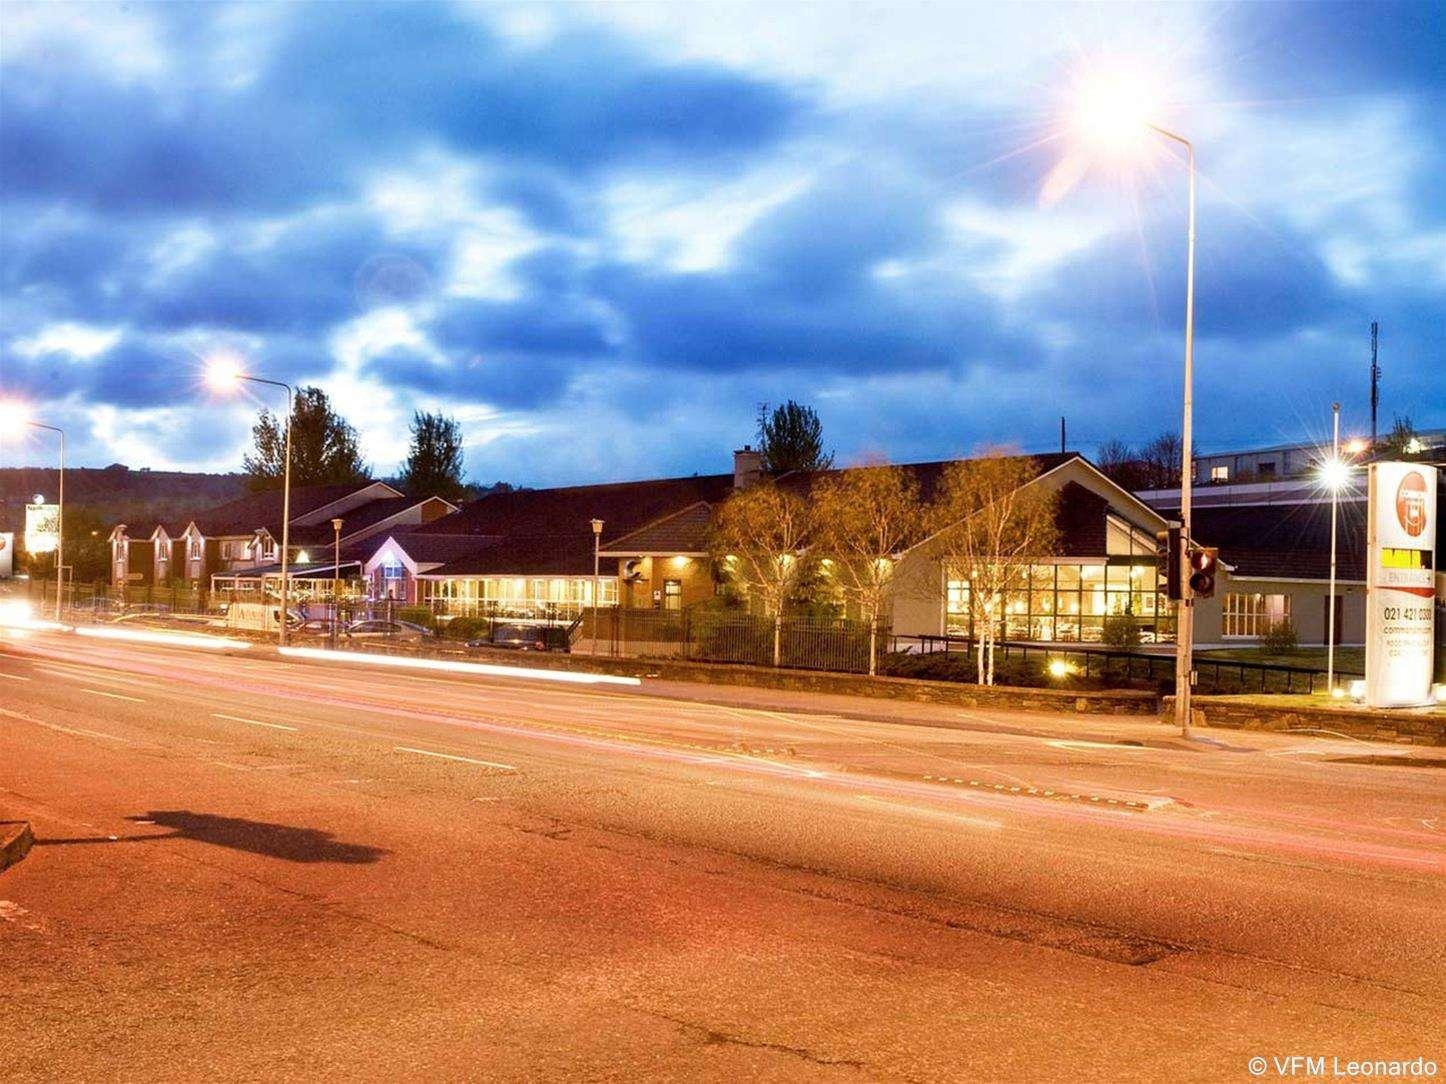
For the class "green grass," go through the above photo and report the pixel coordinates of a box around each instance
[1198,646,1364,673]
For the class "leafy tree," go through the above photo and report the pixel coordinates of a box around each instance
[811,460,924,675]
[244,386,370,491]
[708,480,812,666]
[928,449,1059,686]
[756,400,833,473]
[398,411,466,500]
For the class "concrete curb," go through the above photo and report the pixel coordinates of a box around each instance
[1,821,35,874]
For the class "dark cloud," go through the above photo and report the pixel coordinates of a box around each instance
[1,1,1442,479]
[361,346,574,410]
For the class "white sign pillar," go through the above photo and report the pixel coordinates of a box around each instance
[1365,462,1437,708]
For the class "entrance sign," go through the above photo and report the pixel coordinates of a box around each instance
[0,532,13,578]
[24,502,59,555]
[1365,462,1437,708]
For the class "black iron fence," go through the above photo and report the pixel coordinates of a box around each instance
[583,607,876,672]
[899,633,1362,695]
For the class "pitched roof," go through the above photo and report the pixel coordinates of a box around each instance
[1163,500,1370,579]
[286,496,455,546]
[600,502,715,554]
[166,483,363,538]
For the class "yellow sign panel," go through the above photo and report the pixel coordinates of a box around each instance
[1379,547,1426,570]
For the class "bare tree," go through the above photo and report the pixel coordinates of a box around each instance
[1137,432,1183,490]
[928,449,1060,685]
[708,480,811,666]
[1094,439,1142,489]
[810,461,924,675]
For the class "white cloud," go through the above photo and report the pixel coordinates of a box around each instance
[13,322,124,361]
[0,1,169,87]
[604,166,814,273]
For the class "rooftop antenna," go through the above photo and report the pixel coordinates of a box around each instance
[1059,416,1066,454]
[1369,320,1380,446]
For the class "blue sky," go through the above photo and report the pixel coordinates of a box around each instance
[1,1,1442,485]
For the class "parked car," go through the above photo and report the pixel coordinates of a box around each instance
[296,617,343,637]
[466,622,569,653]
[344,618,435,642]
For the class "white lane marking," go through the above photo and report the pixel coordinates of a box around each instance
[78,688,146,703]
[36,665,152,688]
[212,712,298,732]
[0,672,31,681]
[0,706,132,744]
[394,746,516,771]
[855,794,1003,831]
[1046,739,1148,752]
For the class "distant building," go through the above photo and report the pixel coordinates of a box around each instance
[108,482,457,589]
[1192,430,1446,485]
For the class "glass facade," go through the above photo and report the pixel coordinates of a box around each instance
[945,559,1176,643]
[420,576,618,617]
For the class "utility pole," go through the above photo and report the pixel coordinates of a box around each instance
[1370,320,1380,447]
[1059,416,1066,454]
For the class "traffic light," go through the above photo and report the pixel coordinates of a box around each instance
[1156,524,1182,601]
[1188,546,1218,598]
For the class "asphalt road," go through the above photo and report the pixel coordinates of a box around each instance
[1,630,1442,1082]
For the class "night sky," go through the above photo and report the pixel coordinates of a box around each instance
[2,1,1442,484]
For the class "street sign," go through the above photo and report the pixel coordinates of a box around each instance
[1364,462,1437,708]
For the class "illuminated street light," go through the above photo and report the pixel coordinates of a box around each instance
[1066,67,1198,738]
[204,353,295,647]
[1319,457,1351,492]
[1343,437,1368,456]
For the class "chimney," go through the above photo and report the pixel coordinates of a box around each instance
[733,445,763,490]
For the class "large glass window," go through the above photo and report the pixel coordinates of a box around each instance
[420,576,618,616]
[945,559,1175,643]
[1222,593,1290,638]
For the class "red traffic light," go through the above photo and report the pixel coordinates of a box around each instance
[1187,546,1218,598]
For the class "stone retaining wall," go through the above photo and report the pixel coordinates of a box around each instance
[1162,696,1445,746]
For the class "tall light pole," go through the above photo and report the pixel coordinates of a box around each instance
[207,356,294,647]
[0,406,65,622]
[591,518,604,655]
[332,516,343,649]
[1322,403,1351,693]
[1071,79,1198,736]
[1158,122,1198,738]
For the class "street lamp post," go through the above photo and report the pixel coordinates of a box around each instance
[33,423,65,623]
[1068,79,1199,735]
[1327,403,1342,692]
[591,518,604,655]
[332,517,343,650]
[207,358,294,647]
[1151,122,1199,738]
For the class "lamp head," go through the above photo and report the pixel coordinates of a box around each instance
[1320,458,1351,492]
[0,399,32,439]
[203,351,247,394]
[1073,69,1156,156]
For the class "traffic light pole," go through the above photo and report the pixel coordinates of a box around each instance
[1168,131,1197,740]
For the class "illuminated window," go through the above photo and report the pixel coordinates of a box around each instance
[1222,593,1289,638]
[663,579,682,610]
[1210,465,1229,482]
[945,560,1174,643]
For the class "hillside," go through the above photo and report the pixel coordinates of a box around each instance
[0,464,248,535]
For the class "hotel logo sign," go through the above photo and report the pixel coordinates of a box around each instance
[1365,462,1437,708]
[24,502,60,555]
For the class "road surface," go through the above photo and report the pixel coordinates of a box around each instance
[2,629,1442,1082]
